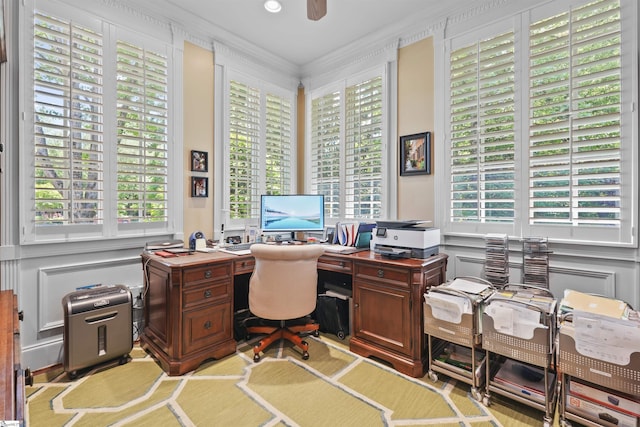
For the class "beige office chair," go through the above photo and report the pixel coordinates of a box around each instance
[246,243,325,362]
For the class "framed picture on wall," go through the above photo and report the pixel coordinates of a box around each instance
[191,177,208,197]
[191,150,208,172]
[399,132,431,176]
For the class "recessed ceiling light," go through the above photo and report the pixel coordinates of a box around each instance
[264,0,282,13]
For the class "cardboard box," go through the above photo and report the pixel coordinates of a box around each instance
[567,394,638,427]
[561,290,629,319]
[570,378,640,417]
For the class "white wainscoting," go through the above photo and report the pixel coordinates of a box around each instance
[19,251,143,371]
[37,257,141,333]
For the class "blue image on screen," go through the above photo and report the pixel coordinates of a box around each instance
[260,195,325,232]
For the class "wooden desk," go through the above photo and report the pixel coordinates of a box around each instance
[0,290,26,425]
[140,249,447,377]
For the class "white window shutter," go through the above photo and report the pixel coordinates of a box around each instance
[345,77,383,219]
[116,40,169,223]
[229,80,261,220]
[34,13,104,225]
[310,91,342,219]
[265,93,292,196]
[528,0,621,227]
[450,32,516,224]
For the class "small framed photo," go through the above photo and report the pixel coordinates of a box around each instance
[400,132,431,176]
[191,150,208,172]
[191,177,208,197]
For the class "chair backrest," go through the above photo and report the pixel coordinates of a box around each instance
[249,244,325,320]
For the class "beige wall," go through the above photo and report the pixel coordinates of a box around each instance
[397,37,435,221]
[183,42,215,239]
[296,85,305,192]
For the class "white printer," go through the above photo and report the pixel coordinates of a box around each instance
[372,220,440,259]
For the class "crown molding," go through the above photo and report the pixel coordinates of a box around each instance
[108,0,300,79]
[301,0,510,79]
[213,41,299,91]
[60,0,522,82]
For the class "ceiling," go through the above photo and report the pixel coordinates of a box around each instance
[127,0,474,68]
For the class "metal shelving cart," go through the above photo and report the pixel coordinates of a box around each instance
[558,311,640,427]
[424,276,494,401]
[481,284,558,427]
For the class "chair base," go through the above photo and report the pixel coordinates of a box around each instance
[246,319,320,362]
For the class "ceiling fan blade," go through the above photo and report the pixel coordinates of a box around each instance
[307,0,327,21]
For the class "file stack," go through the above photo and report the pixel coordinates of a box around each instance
[484,234,509,285]
[522,237,551,288]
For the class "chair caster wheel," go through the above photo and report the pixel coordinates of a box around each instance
[253,353,261,362]
[337,331,345,340]
[302,351,309,360]
[313,330,320,337]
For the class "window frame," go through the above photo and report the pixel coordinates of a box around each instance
[20,0,181,244]
[214,65,297,232]
[305,64,392,223]
[438,0,637,247]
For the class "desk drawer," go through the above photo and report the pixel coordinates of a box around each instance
[318,255,353,274]
[355,263,410,288]
[183,281,231,310]
[182,302,232,354]
[233,258,255,275]
[183,264,231,287]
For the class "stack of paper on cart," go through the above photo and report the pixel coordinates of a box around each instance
[559,290,640,366]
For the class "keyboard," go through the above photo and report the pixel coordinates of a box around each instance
[322,244,360,254]
[218,242,254,255]
[224,242,253,251]
[196,247,218,253]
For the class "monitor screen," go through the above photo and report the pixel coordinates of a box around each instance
[260,194,325,232]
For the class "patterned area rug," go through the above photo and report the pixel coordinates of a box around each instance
[26,336,557,426]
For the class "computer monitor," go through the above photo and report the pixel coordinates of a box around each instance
[260,194,325,233]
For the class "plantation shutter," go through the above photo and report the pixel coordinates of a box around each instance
[116,41,169,223]
[528,0,621,227]
[33,12,104,225]
[449,32,516,223]
[265,93,292,196]
[344,77,383,218]
[310,91,342,219]
[229,80,261,220]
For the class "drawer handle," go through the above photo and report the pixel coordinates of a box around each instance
[377,269,384,278]
[204,320,212,330]
[340,261,345,268]
[204,289,212,298]
[204,270,212,279]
